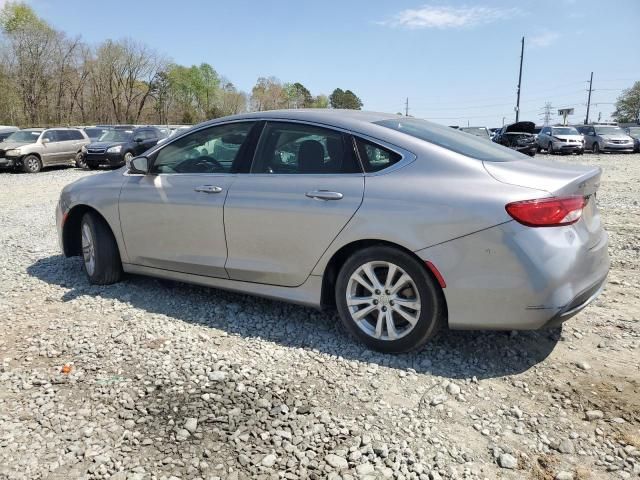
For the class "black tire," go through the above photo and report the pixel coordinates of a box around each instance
[592,142,600,154]
[22,154,42,173]
[547,142,554,155]
[335,246,445,353]
[75,152,87,169]
[577,150,584,155]
[80,212,122,285]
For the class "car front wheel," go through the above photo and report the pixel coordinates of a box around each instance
[335,246,445,353]
[75,152,87,169]
[593,142,600,154]
[22,154,42,173]
[80,212,122,285]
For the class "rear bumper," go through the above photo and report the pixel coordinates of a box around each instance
[415,220,610,330]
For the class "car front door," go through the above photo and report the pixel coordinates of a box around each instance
[40,130,66,165]
[224,121,365,287]
[118,121,256,278]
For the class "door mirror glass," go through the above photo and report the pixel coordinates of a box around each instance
[128,156,149,174]
[133,136,143,143]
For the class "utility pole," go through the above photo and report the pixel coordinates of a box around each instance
[405,97,409,117]
[515,36,524,122]
[585,72,593,124]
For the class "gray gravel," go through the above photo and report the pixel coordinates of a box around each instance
[0,154,638,480]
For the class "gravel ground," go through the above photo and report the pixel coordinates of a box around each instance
[0,154,638,480]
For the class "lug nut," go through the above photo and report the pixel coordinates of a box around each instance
[373,299,378,305]
[375,289,381,294]
[382,306,387,312]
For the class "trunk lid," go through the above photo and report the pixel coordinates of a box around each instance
[484,157,603,246]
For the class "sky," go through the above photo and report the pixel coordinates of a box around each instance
[21,0,640,127]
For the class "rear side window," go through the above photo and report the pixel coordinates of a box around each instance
[355,138,402,172]
[251,122,360,174]
[68,130,84,140]
[376,118,524,162]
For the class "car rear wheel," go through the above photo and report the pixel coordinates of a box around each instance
[22,154,42,173]
[592,142,600,154]
[80,212,122,285]
[335,246,445,353]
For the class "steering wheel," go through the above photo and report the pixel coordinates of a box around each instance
[175,155,223,173]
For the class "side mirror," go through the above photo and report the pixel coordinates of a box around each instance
[133,137,143,143]
[41,137,50,144]
[128,156,149,174]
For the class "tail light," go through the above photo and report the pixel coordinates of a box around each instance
[506,196,587,227]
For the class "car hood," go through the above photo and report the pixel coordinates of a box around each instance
[504,121,536,134]
[63,167,126,195]
[0,141,33,150]
[600,135,632,141]
[483,156,601,196]
[88,141,126,149]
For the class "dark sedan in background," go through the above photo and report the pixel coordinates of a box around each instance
[492,121,537,156]
[82,126,167,169]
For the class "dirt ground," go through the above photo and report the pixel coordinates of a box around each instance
[0,153,638,480]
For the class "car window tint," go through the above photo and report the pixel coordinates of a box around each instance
[355,138,402,172]
[151,122,254,174]
[251,122,360,174]
[68,130,84,140]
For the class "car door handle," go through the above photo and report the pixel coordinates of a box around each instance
[305,190,343,200]
[194,185,223,194]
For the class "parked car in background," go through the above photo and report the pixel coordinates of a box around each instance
[0,128,89,173]
[576,125,634,153]
[82,126,111,142]
[157,125,192,145]
[459,126,491,139]
[82,126,167,169]
[0,126,18,142]
[623,126,640,152]
[537,126,584,155]
[56,110,608,353]
[492,121,537,156]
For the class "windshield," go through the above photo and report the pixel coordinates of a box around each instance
[460,127,490,138]
[6,130,42,142]
[552,127,579,135]
[376,118,523,162]
[594,126,623,135]
[98,130,132,142]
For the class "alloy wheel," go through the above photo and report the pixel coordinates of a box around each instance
[25,156,40,172]
[346,261,421,341]
[81,222,96,276]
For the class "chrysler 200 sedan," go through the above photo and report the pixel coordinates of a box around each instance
[56,110,609,353]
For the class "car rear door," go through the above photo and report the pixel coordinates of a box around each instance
[223,121,365,287]
[118,121,256,278]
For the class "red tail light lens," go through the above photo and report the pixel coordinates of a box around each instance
[506,196,587,227]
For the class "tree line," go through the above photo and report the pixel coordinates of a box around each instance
[0,2,364,127]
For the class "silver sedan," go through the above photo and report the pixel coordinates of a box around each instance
[56,110,609,352]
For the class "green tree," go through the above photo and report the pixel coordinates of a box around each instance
[284,82,313,108]
[311,94,329,108]
[613,81,640,123]
[329,88,363,109]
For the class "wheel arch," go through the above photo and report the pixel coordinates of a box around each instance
[320,239,448,317]
[62,205,115,257]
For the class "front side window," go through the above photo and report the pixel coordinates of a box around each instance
[355,138,402,172]
[43,130,61,142]
[151,122,254,174]
[251,122,360,174]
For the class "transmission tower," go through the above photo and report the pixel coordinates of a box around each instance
[540,102,553,126]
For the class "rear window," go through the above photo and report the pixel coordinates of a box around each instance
[376,118,523,162]
[355,138,402,172]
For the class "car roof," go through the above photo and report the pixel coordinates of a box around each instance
[198,109,401,132]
